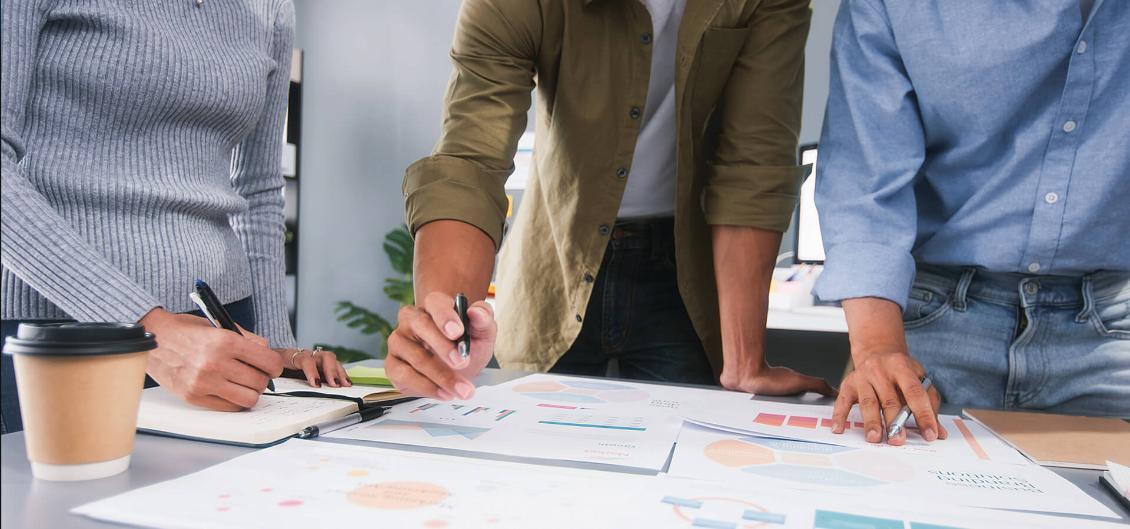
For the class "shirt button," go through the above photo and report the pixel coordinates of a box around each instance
[1027,262,1041,273]
[583,273,594,283]
[1024,282,1039,295]
[629,106,642,120]
[1044,192,1059,204]
[598,224,611,236]
[1076,40,1087,54]
[641,33,652,45]
[616,167,628,179]
[575,314,583,323]
[1062,120,1077,133]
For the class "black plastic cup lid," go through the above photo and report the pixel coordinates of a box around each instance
[3,322,157,356]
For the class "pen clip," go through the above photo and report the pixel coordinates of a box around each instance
[189,291,221,328]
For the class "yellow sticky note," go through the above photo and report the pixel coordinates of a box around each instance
[345,366,392,387]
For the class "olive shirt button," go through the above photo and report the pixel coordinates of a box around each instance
[598,224,610,236]
[629,106,641,120]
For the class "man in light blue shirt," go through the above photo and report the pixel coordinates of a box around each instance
[815,0,1129,443]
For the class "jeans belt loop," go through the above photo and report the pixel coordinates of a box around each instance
[1076,273,1096,323]
[952,268,976,312]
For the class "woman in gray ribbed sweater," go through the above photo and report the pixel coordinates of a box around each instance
[0,0,347,432]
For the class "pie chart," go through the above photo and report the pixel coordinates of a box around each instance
[511,379,649,404]
[704,436,914,487]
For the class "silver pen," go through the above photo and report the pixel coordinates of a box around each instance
[886,377,933,440]
[297,406,386,439]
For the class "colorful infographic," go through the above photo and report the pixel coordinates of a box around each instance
[510,378,651,404]
[667,425,1116,518]
[73,440,641,529]
[328,394,683,470]
[704,436,914,488]
[688,401,1029,464]
[480,373,749,414]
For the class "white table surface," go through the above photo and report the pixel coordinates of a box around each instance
[2,364,1126,528]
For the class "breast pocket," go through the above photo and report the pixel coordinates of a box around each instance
[690,26,748,129]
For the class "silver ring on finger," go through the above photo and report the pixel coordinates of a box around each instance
[289,348,307,368]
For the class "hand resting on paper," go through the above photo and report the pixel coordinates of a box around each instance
[385,292,496,401]
[832,297,948,446]
[141,308,284,411]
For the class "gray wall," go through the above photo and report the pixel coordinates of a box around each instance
[292,0,464,352]
[292,0,841,351]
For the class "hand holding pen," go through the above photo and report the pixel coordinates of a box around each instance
[384,291,496,402]
[830,351,948,445]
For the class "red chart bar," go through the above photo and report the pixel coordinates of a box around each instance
[753,413,787,427]
[787,416,819,429]
[820,418,836,429]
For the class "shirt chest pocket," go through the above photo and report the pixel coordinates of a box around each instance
[690,26,748,130]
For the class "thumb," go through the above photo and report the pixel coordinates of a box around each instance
[467,302,496,337]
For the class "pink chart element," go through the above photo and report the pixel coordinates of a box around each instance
[278,500,304,508]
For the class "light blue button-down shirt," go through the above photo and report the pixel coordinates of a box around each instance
[813,0,1130,308]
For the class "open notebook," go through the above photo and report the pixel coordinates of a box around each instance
[137,379,407,447]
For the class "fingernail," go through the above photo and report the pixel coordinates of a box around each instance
[867,429,880,443]
[832,421,842,432]
[448,350,468,368]
[444,321,461,339]
[455,381,474,400]
[436,389,454,401]
[924,428,937,441]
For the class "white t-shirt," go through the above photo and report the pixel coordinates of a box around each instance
[616,0,686,219]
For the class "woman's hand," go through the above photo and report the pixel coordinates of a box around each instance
[280,347,352,388]
[141,308,283,411]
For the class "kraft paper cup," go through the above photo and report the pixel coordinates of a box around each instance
[4,323,156,481]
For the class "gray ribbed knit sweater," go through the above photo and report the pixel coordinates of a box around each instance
[1,0,297,347]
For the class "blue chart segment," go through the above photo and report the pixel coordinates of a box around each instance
[661,496,786,528]
[372,420,490,440]
[537,413,648,432]
[813,510,967,529]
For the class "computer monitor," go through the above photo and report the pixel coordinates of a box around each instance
[795,144,825,264]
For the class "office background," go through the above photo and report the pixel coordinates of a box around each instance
[291,0,844,375]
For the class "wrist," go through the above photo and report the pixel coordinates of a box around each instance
[138,306,170,326]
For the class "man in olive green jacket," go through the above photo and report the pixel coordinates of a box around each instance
[386,0,835,401]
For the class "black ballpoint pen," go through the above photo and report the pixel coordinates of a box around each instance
[190,279,275,391]
[454,292,471,359]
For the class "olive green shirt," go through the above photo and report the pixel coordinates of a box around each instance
[404,0,810,373]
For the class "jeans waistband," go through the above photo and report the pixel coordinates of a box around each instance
[916,265,1130,311]
[610,217,675,254]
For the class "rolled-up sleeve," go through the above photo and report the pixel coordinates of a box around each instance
[403,0,539,250]
[812,0,924,309]
[703,0,810,232]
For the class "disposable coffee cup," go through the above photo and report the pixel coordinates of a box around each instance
[3,322,156,481]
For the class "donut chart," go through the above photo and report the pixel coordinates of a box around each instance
[704,436,915,487]
[511,379,649,404]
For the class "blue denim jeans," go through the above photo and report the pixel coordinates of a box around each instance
[549,218,716,385]
[904,266,1130,417]
[0,297,256,434]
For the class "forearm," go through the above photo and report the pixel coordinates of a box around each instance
[413,220,495,303]
[841,297,908,362]
[712,225,781,370]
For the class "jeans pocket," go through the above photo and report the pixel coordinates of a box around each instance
[903,285,952,329]
[1091,299,1130,339]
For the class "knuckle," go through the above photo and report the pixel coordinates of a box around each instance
[881,397,901,409]
[185,376,208,396]
[858,396,878,408]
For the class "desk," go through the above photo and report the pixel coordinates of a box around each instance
[2,366,1126,528]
